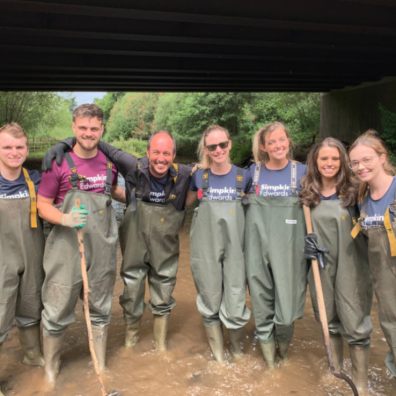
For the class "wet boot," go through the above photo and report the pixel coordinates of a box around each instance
[92,325,108,372]
[350,345,369,396]
[0,343,4,396]
[153,315,168,352]
[18,325,45,367]
[260,340,276,369]
[276,324,294,361]
[43,332,64,386]
[229,328,244,360]
[204,323,225,362]
[329,335,344,372]
[125,321,140,348]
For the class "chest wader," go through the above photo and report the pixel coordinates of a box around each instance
[119,199,185,350]
[351,204,396,379]
[245,162,307,368]
[41,155,118,385]
[0,168,45,367]
[190,169,251,361]
[310,201,372,388]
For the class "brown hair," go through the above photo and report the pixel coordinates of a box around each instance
[197,125,231,169]
[252,121,293,163]
[72,103,104,122]
[349,129,395,202]
[300,137,357,208]
[0,122,28,143]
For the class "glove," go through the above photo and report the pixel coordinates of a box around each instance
[304,233,329,269]
[61,204,89,229]
[41,137,75,171]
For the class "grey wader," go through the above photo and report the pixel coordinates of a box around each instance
[245,163,307,366]
[310,201,372,375]
[0,169,44,365]
[190,194,250,361]
[119,200,185,350]
[351,200,396,379]
[42,155,118,383]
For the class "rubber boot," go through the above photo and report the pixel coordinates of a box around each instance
[92,325,108,372]
[43,332,64,386]
[125,321,140,348]
[260,340,276,369]
[276,324,294,361]
[18,325,45,367]
[0,343,4,396]
[329,335,344,372]
[350,345,369,396]
[229,328,244,360]
[153,315,168,352]
[204,323,225,362]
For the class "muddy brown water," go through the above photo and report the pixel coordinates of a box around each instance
[1,225,395,396]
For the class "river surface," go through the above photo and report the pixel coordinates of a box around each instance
[1,222,395,396]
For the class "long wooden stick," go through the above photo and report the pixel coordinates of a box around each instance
[303,205,358,396]
[76,199,108,396]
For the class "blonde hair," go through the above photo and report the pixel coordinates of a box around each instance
[349,129,395,202]
[252,121,293,163]
[197,125,231,169]
[0,122,28,143]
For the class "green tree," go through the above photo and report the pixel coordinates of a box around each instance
[95,92,125,122]
[106,93,159,141]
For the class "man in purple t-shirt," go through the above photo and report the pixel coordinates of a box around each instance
[37,104,125,387]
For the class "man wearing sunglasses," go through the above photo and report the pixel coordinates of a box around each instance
[43,130,191,352]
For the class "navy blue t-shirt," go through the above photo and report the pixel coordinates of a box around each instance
[361,176,396,228]
[0,169,40,199]
[248,161,306,197]
[320,192,338,201]
[190,165,252,201]
[148,174,169,204]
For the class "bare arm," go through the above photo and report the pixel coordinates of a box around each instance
[111,185,126,203]
[185,190,198,207]
[37,195,64,225]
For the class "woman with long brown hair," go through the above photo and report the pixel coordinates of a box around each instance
[301,137,372,395]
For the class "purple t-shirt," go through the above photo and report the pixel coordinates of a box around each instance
[38,151,118,205]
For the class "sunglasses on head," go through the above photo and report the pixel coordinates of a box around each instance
[205,140,229,152]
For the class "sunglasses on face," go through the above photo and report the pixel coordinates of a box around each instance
[205,141,229,152]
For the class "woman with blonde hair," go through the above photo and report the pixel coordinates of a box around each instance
[349,130,396,381]
[187,125,251,362]
[301,137,372,395]
[245,121,307,368]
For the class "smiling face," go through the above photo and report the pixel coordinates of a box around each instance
[0,132,28,173]
[260,126,290,165]
[316,145,340,182]
[204,128,231,167]
[147,132,175,178]
[349,144,385,183]
[72,116,104,156]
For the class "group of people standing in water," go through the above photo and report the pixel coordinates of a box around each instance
[0,104,395,395]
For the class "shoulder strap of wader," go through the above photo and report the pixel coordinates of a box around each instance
[253,163,261,196]
[290,161,297,195]
[104,160,113,196]
[235,167,244,199]
[22,168,37,229]
[384,207,396,256]
[349,204,362,239]
[65,153,80,189]
[166,163,179,202]
[200,169,210,199]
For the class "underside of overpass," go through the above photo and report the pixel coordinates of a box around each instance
[1,0,396,92]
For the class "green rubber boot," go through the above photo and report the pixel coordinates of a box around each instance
[350,345,369,396]
[153,315,169,352]
[43,332,64,386]
[229,328,245,360]
[260,340,276,369]
[329,335,344,372]
[92,325,108,372]
[205,323,225,362]
[18,325,45,367]
[125,321,140,348]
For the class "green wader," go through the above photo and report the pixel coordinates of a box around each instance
[0,197,44,343]
[309,200,372,345]
[245,195,307,343]
[119,200,185,323]
[363,225,396,377]
[41,189,118,334]
[190,200,250,328]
